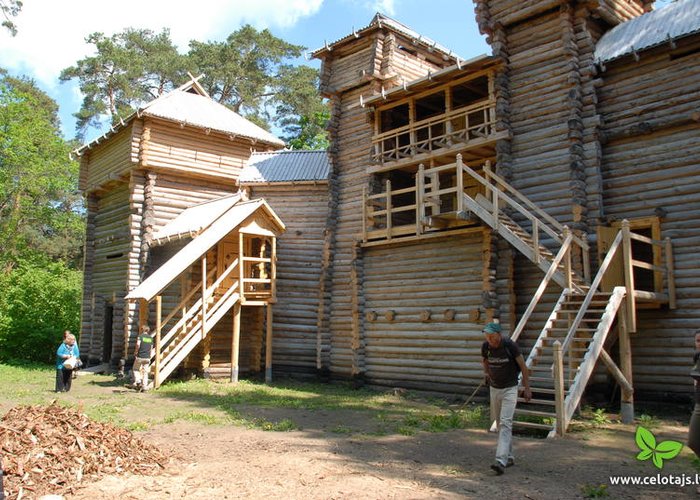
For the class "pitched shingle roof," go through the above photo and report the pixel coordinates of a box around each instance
[241,150,330,183]
[595,0,700,63]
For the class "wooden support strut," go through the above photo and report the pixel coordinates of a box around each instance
[553,340,566,436]
[231,302,241,383]
[265,304,273,383]
[155,295,162,389]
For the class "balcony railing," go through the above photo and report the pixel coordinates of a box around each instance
[370,99,499,167]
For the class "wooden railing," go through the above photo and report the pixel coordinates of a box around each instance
[370,100,497,166]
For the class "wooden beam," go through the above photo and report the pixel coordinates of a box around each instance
[154,295,162,389]
[618,301,634,423]
[265,303,273,383]
[230,302,241,383]
[621,220,636,332]
[553,340,566,436]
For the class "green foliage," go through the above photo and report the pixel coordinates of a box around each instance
[61,25,329,148]
[591,408,611,426]
[638,413,660,429]
[0,72,84,267]
[60,28,186,138]
[635,425,683,469]
[0,0,22,36]
[0,260,82,363]
[580,483,609,498]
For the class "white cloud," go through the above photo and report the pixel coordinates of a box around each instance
[369,0,396,16]
[0,0,324,87]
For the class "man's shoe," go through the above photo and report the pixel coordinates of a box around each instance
[506,458,515,468]
[491,462,505,475]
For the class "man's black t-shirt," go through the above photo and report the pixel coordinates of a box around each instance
[482,338,521,389]
[136,334,154,359]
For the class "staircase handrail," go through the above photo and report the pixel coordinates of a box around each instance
[480,163,588,252]
[562,286,627,421]
[511,232,574,343]
[160,279,240,369]
[560,231,623,354]
[457,158,588,254]
[152,258,240,362]
[161,267,215,329]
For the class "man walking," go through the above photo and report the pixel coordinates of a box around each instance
[132,325,154,391]
[481,321,531,475]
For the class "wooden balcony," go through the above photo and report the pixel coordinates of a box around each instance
[369,99,506,172]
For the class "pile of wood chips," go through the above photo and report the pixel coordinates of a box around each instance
[0,402,167,499]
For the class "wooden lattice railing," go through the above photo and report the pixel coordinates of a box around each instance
[369,99,497,166]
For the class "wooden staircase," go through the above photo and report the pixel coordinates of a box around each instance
[420,155,676,436]
[147,257,242,387]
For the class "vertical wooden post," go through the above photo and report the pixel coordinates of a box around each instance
[417,164,425,233]
[563,226,572,290]
[553,340,566,436]
[239,233,245,303]
[581,232,591,283]
[665,237,676,309]
[271,236,277,300]
[230,302,241,383]
[488,71,496,129]
[265,303,273,383]
[532,218,540,265]
[456,154,464,213]
[201,253,207,338]
[362,186,368,243]
[445,86,453,145]
[385,179,392,240]
[618,300,634,423]
[408,100,416,156]
[621,220,636,332]
[154,295,162,389]
[180,274,187,336]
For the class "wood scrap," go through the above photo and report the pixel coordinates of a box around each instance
[0,403,167,500]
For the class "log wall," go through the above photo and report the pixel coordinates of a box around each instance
[362,233,486,392]
[81,182,131,363]
[80,126,133,192]
[141,118,254,183]
[248,184,329,374]
[598,40,700,396]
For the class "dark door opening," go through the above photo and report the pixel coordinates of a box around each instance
[103,304,113,363]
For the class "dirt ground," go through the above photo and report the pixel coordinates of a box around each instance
[61,378,698,500]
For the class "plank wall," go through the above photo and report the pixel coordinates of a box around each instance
[598,40,700,396]
[80,126,134,192]
[362,233,486,392]
[248,184,330,374]
[141,119,253,183]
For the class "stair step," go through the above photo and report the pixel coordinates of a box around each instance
[515,408,556,418]
[530,387,565,395]
[513,420,553,430]
[549,327,597,332]
[519,398,555,406]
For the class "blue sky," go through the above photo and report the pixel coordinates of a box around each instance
[0,0,674,143]
[0,0,488,143]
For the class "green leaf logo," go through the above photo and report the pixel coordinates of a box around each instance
[634,425,683,469]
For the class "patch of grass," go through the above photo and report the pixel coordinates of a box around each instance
[164,410,226,425]
[638,413,660,429]
[591,408,611,427]
[256,417,298,432]
[126,421,151,431]
[690,455,700,472]
[424,412,465,432]
[580,483,608,498]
